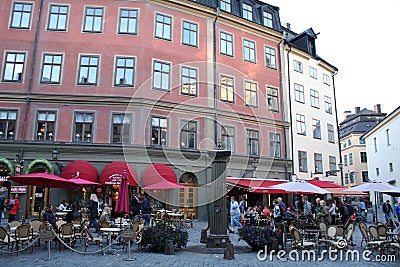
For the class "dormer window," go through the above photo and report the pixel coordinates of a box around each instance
[242,3,253,21]
[263,11,273,28]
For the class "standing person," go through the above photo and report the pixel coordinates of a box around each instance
[99,204,112,224]
[317,200,332,224]
[239,195,246,214]
[273,200,282,223]
[277,197,287,219]
[382,200,394,224]
[314,198,321,220]
[7,194,21,223]
[88,193,99,233]
[129,191,141,220]
[394,201,400,223]
[141,193,152,226]
[43,205,57,231]
[0,192,5,224]
[303,196,313,222]
[358,198,367,222]
[339,201,349,225]
[229,196,242,232]
[328,199,336,225]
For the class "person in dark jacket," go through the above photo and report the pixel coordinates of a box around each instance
[141,193,152,226]
[129,191,141,219]
[65,204,82,223]
[88,194,99,233]
[43,205,57,231]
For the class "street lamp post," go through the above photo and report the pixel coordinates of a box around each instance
[338,162,344,186]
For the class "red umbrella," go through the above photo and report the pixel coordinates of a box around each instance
[70,177,99,186]
[115,170,130,214]
[11,172,78,189]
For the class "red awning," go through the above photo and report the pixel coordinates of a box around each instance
[100,162,138,186]
[60,160,99,183]
[141,163,177,187]
[307,179,344,188]
[227,177,287,194]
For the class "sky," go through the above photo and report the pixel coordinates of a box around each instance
[265,0,400,120]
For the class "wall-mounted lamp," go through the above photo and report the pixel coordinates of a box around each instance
[51,149,59,161]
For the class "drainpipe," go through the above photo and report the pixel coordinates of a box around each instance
[332,70,343,185]
[213,8,220,148]
[277,34,288,179]
[285,44,294,177]
[22,0,43,141]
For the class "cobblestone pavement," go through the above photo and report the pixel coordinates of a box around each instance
[0,211,398,266]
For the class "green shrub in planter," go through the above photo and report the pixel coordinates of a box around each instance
[238,225,276,251]
[141,221,189,252]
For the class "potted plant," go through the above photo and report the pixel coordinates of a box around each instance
[141,221,189,252]
[237,225,277,251]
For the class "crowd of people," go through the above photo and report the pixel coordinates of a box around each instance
[229,195,400,231]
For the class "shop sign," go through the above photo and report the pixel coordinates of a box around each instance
[105,173,122,185]
[11,186,27,193]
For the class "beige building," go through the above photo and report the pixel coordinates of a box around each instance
[339,105,386,186]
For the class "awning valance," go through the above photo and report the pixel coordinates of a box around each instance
[141,163,177,187]
[307,179,344,188]
[227,177,287,193]
[100,162,137,186]
[326,187,368,196]
[60,160,99,183]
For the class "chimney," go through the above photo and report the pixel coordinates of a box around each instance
[344,110,351,119]
[355,107,360,114]
[285,22,291,30]
[374,104,381,113]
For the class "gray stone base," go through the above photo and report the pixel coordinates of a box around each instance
[205,234,231,248]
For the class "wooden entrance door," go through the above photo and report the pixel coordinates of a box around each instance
[178,173,197,214]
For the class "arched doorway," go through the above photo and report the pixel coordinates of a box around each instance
[178,172,197,214]
[25,159,54,217]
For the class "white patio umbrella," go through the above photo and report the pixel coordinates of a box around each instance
[345,181,397,223]
[267,180,330,194]
[381,187,400,196]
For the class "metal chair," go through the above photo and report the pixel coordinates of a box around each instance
[82,225,103,255]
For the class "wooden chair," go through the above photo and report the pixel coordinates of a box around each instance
[58,223,75,251]
[56,220,66,232]
[367,225,389,253]
[0,226,15,252]
[15,225,33,255]
[377,224,388,240]
[328,227,355,250]
[290,227,317,250]
[82,225,103,255]
[318,222,327,239]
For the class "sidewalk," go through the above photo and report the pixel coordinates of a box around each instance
[0,212,398,266]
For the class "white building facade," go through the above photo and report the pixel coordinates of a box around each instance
[363,106,400,201]
[283,28,340,184]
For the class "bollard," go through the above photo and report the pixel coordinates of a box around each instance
[200,229,208,243]
[165,240,175,255]
[223,243,234,260]
[271,238,279,251]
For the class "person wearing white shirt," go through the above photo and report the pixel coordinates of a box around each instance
[59,200,67,211]
[328,199,336,225]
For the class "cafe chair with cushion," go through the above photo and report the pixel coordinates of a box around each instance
[318,222,327,239]
[58,223,75,251]
[290,227,317,251]
[329,227,355,250]
[7,221,22,232]
[367,225,390,254]
[15,224,33,255]
[359,222,369,246]
[336,225,345,239]
[377,224,388,241]
[0,226,16,252]
[29,219,43,247]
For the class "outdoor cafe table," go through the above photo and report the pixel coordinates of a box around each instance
[302,228,324,242]
[100,227,121,254]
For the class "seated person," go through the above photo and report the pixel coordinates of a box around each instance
[286,207,296,225]
[99,204,112,224]
[262,205,271,218]
[245,206,256,225]
[58,200,68,211]
[43,205,57,231]
[65,204,82,223]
